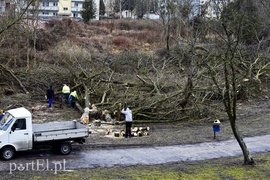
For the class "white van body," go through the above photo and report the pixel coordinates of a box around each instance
[0,107,89,160]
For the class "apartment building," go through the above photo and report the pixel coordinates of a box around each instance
[0,0,233,21]
[0,0,16,13]
[31,0,100,20]
[0,0,99,21]
[159,0,233,19]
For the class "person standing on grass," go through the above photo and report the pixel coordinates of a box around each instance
[121,103,133,138]
[46,85,55,107]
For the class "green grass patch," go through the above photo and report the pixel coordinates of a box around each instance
[2,153,270,179]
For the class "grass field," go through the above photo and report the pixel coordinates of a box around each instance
[3,152,270,180]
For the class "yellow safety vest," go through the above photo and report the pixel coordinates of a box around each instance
[70,91,78,99]
[62,85,70,94]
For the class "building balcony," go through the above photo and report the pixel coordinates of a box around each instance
[71,0,84,2]
[28,6,58,11]
[58,12,72,16]
[39,6,59,11]
[71,7,82,12]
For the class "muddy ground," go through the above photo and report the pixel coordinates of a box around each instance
[86,98,270,150]
[1,93,270,150]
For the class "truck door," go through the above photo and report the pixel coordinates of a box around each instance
[9,118,30,151]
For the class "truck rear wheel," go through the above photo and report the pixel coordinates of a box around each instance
[59,142,72,155]
[1,146,15,160]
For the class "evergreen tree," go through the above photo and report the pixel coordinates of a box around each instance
[81,0,96,23]
[99,0,105,16]
[221,0,262,45]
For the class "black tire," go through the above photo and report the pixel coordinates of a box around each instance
[59,142,72,155]
[1,146,15,160]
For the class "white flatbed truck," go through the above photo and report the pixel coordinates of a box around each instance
[0,107,89,160]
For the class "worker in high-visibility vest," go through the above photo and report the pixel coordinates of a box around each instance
[62,84,70,104]
[68,90,78,108]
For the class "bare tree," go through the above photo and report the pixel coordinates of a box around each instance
[0,0,35,35]
[212,23,255,165]
[167,0,269,165]
[201,0,270,165]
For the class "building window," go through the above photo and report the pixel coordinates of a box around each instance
[74,3,78,7]
[63,7,68,11]
[42,2,49,7]
[73,13,78,17]
[53,2,58,6]
[53,12,58,16]
[42,12,49,15]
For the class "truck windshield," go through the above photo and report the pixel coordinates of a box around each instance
[0,113,15,131]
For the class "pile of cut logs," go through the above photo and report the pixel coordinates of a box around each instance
[106,126,150,138]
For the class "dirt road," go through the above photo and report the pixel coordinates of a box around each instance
[1,134,270,173]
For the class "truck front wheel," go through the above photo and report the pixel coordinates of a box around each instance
[59,142,72,155]
[1,146,15,160]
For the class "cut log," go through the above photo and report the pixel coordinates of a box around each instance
[132,127,138,132]
[106,129,113,135]
[114,132,120,137]
[139,127,150,131]
[143,131,149,136]
[120,130,125,136]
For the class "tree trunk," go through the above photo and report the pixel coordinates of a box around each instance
[230,119,255,165]
[223,61,255,165]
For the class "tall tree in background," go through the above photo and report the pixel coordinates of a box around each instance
[135,0,148,18]
[99,0,105,16]
[81,0,96,23]
[221,0,262,45]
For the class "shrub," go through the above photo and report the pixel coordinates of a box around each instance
[135,30,160,44]
[113,19,161,32]
[112,36,131,47]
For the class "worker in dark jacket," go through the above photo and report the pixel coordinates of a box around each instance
[46,85,55,107]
